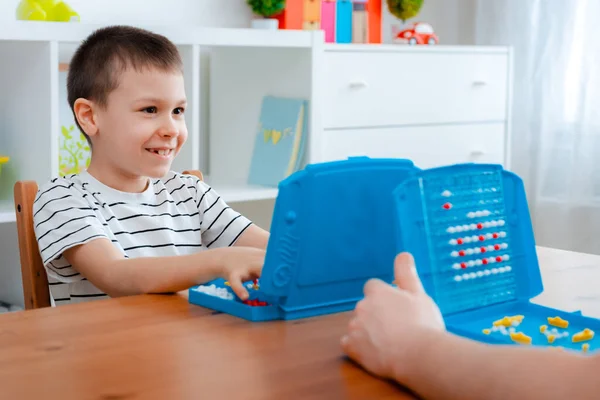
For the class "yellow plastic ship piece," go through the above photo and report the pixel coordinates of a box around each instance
[572,328,594,343]
[492,317,510,327]
[548,316,569,328]
[482,329,491,335]
[510,332,532,345]
[540,325,548,333]
[547,334,555,344]
[493,315,524,328]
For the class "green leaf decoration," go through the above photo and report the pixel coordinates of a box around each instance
[58,124,91,176]
[61,125,72,140]
[387,0,424,22]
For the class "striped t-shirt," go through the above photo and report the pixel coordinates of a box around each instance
[32,170,253,306]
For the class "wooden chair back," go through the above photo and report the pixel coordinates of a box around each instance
[14,170,203,310]
[14,180,50,309]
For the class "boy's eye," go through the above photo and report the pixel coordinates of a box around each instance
[173,107,185,115]
[142,106,157,113]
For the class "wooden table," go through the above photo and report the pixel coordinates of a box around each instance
[1,246,599,399]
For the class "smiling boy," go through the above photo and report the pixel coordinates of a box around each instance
[33,26,269,305]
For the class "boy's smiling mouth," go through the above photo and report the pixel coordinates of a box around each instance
[146,148,173,157]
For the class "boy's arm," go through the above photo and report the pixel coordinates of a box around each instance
[404,329,600,400]
[63,238,264,299]
[233,224,270,249]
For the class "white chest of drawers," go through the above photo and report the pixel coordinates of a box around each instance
[312,44,513,170]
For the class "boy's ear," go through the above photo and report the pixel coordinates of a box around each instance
[73,98,99,138]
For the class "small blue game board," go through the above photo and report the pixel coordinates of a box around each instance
[392,163,600,352]
[189,156,420,321]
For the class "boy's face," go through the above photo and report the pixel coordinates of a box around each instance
[93,66,188,179]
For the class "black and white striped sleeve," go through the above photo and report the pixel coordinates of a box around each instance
[195,180,253,248]
[33,180,108,266]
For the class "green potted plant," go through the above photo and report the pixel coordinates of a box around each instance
[387,0,424,22]
[247,0,285,29]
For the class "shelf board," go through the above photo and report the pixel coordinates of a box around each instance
[324,43,510,54]
[0,202,15,224]
[0,212,15,224]
[0,21,318,48]
[205,178,278,203]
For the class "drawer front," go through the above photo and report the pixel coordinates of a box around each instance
[320,123,506,168]
[323,51,509,129]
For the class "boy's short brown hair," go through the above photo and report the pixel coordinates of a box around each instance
[67,25,183,145]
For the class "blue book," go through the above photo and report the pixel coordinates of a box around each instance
[248,96,307,187]
[336,0,353,43]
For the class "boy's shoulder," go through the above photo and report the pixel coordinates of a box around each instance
[35,170,207,195]
[34,173,89,204]
[33,170,214,215]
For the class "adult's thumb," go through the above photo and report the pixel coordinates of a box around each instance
[394,252,424,294]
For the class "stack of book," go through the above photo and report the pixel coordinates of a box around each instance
[276,0,382,44]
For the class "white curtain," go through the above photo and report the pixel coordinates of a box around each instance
[474,0,600,254]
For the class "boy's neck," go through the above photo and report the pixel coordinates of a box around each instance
[86,158,150,193]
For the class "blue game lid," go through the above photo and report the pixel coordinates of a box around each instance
[259,156,421,317]
[391,163,543,316]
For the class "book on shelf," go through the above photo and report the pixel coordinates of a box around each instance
[247,95,307,188]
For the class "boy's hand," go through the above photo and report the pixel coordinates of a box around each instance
[215,247,266,300]
[341,252,445,382]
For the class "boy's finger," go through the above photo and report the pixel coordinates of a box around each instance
[229,274,249,300]
[393,252,424,294]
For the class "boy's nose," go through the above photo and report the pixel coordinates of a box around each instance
[158,118,179,137]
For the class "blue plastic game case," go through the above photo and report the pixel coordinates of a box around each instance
[189,156,421,321]
[392,163,600,352]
